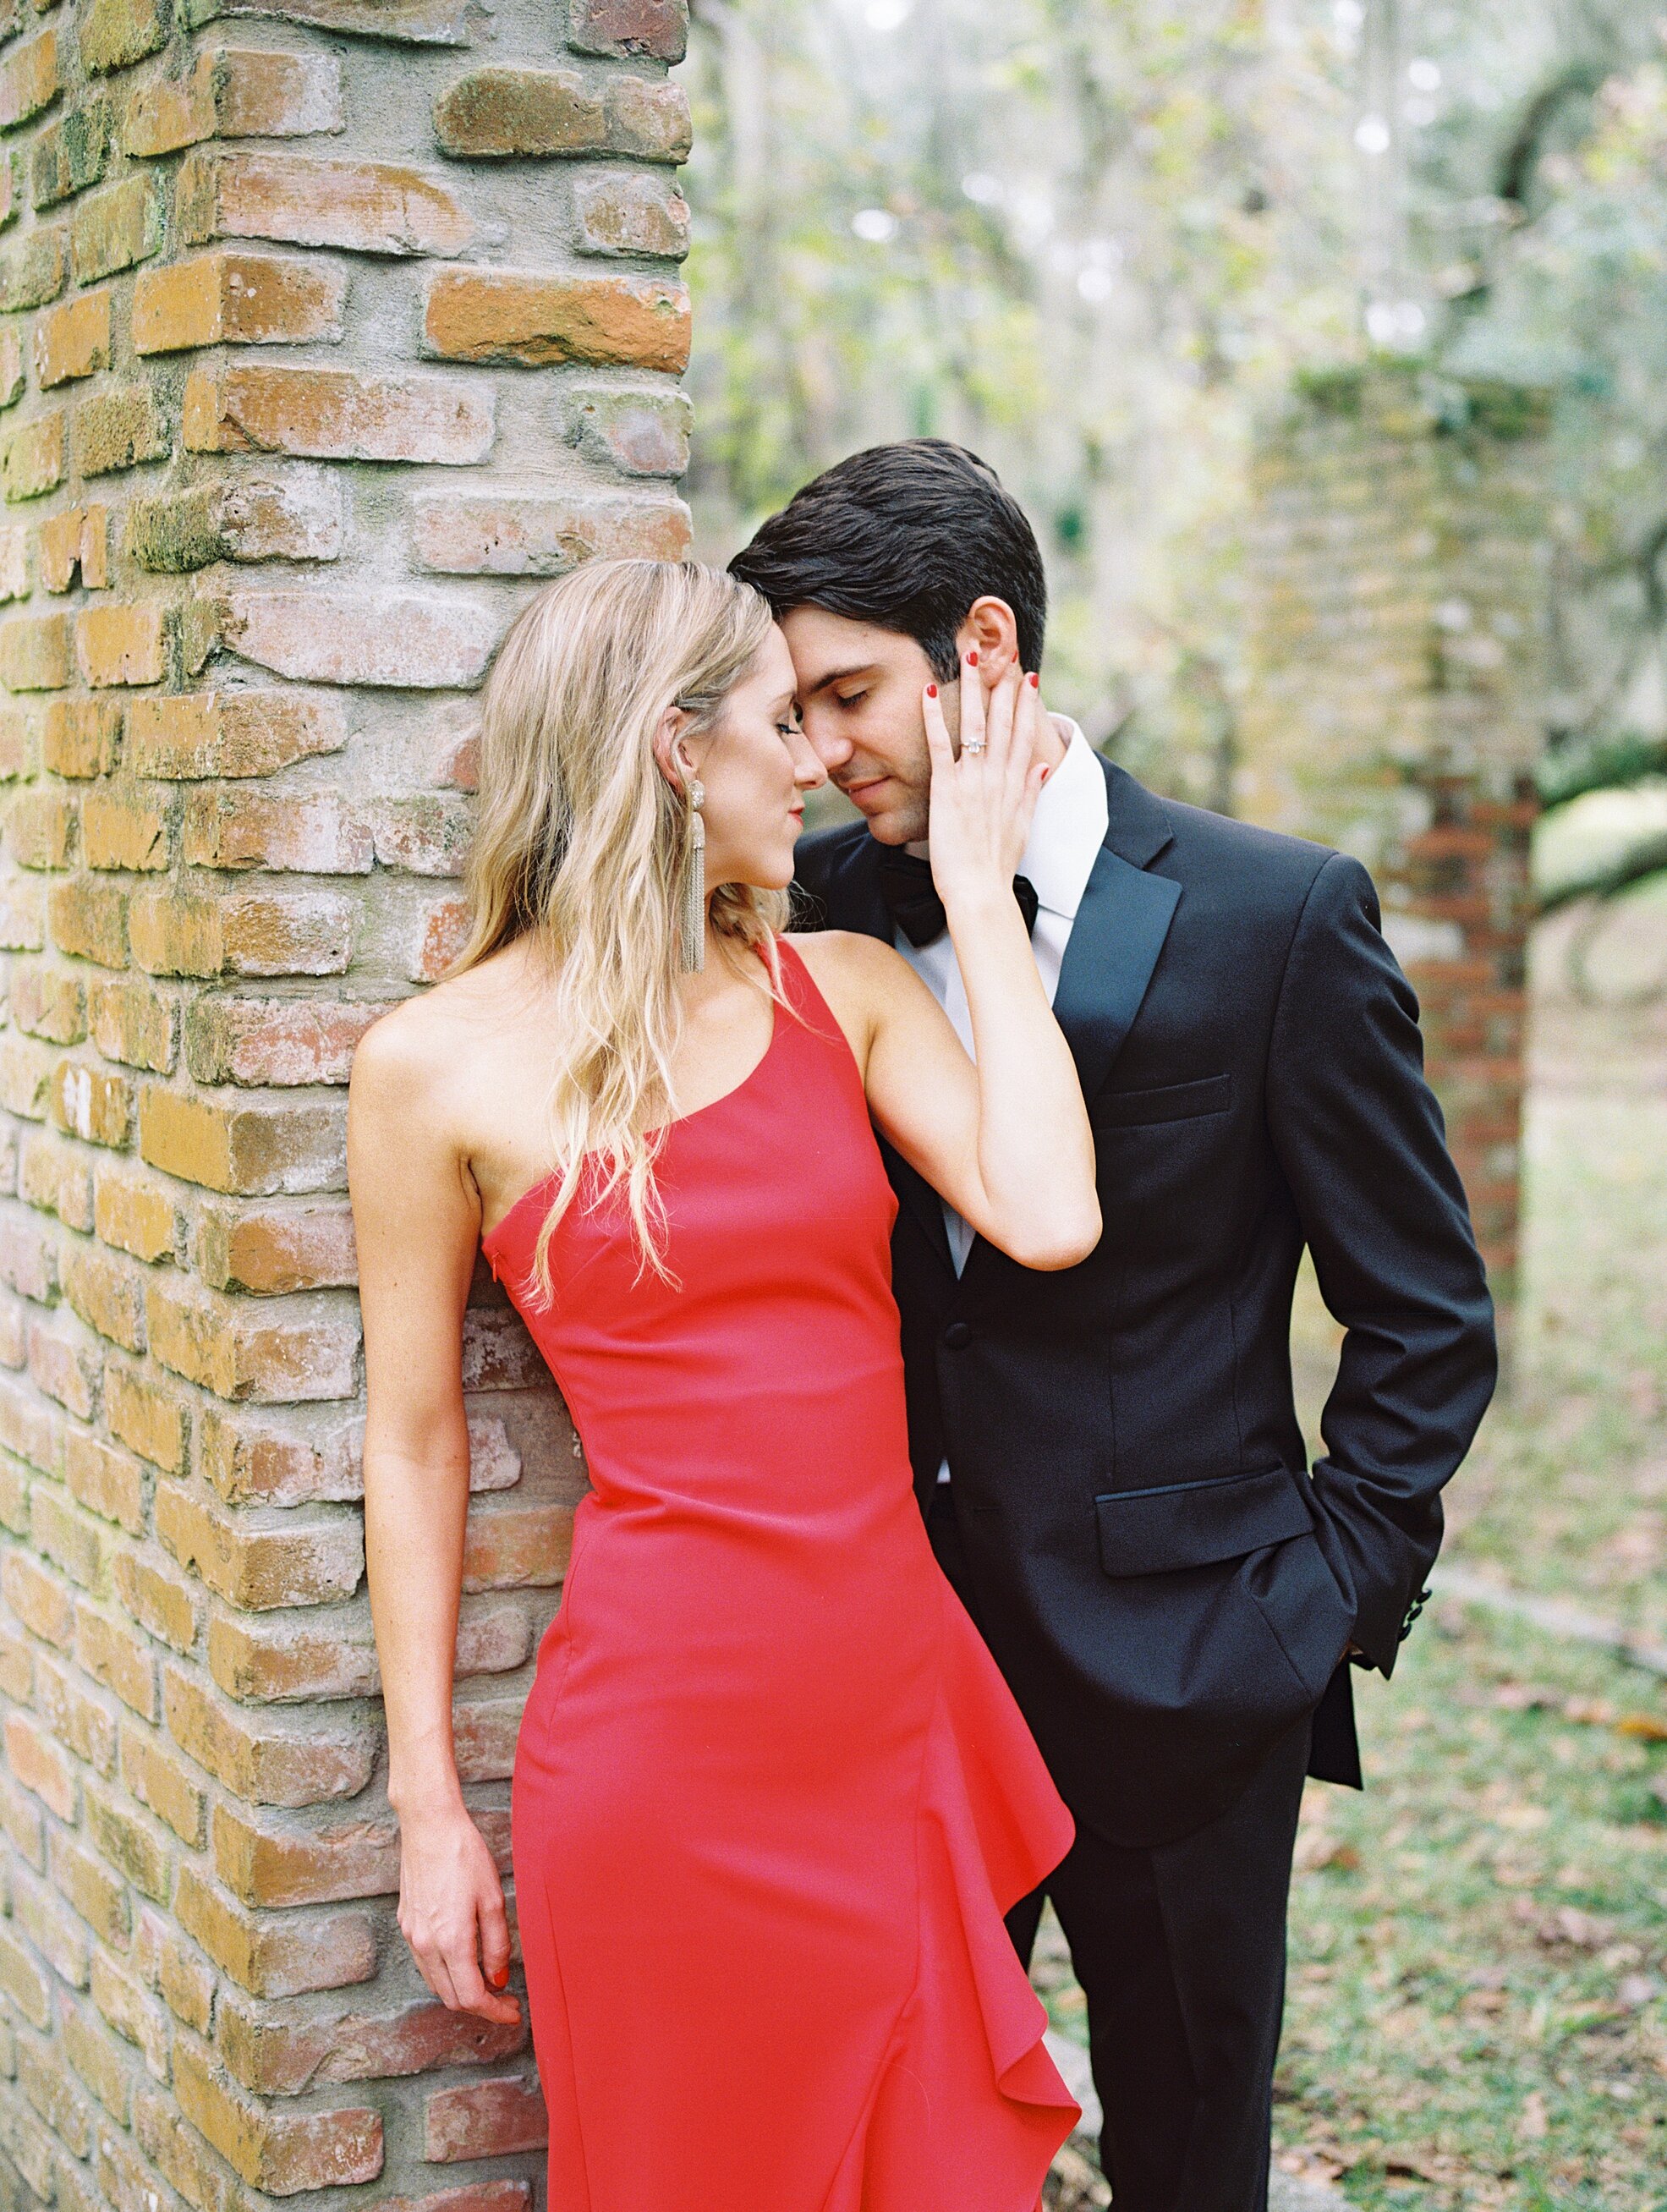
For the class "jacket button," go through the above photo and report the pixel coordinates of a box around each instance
[943,1321,973,1349]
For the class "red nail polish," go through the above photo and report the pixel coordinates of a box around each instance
[967,649,979,667]
[926,683,938,699]
[489,1967,508,1989]
[1028,672,1040,689]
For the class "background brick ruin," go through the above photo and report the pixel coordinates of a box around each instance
[0,0,691,2204]
[1244,366,1552,1312]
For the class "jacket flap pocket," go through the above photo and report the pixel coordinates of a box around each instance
[1094,1466,1315,1578]
[1090,1073,1231,1128]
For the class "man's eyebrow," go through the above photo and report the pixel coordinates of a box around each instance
[802,661,878,695]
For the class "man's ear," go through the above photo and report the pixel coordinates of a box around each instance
[955,597,1022,684]
[650,705,698,794]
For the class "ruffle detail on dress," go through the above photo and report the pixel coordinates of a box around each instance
[823,1596,1081,2212]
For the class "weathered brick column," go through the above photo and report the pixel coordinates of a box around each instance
[0,1,691,2205]
[1242,365,1551,1307]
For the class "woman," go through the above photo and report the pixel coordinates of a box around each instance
[348,558,1101,2211]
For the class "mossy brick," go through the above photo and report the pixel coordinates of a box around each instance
[162,1666,374,1807]
[38,505,110,591]
[433,64,688,161]
[80,0,171,78]
[80,782,171,870]
[146,1274,360,1402]
[76,601,167,689]
[183,360,494,463]
[6,1707,79,1820]
[137,1084,346,1194]
[90,1945,172,2067]
[574,169,690,260]
[0,225,66,309]
[173,2034,383,2192]
[75,1601,157,1717]
[47,875,128,965]
[60,1993,139,2124]
[0,30,60,136]
[64,1427,145,1533]
[86,982,175,1074]
[127,473,344,572]
[50,1056,134,1147]
[71,173,163,283]
[0,1028,58,1117]
[133,248,344,354]
[568,0,688,58]
[10,960,86,1043]
[129,885,357,977]
[173,1860,376,1997]
[35,288,112,387]
[422,267,691,371]
[3,1549,75,1644]
[117,1716,202,1844]
[0,1920,53,2029]
[112,1550,195,1657]
[103,1360,188,1473]
[179,0,474,39]
[413,489,688,576]
[0,514,25,596]
[195,1199,355,1295]
[126,687,345,777]
[5,785,77,867]
[0,610,72,687]
[31,97,112,210]
[72,384,169,476]
[3,411,65,502]
[123,45,343,156]
[48,1826,131,1951]
[92,1159,178,1254]
[61,1238,146,1351]
[177,145,474,256]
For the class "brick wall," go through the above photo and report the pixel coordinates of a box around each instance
[1242,365,1552,1307]
[0,0,692,2205]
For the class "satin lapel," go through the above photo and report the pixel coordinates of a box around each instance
[808,835,957,1276]
[1050,843,1182,1106]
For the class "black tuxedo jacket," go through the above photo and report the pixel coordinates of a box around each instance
[793,755,1497,1847]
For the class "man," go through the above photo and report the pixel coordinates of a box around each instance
[731,440,1497,2212]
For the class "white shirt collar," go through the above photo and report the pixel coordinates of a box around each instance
[1017,715,1108,921]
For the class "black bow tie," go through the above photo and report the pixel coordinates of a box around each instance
[875,848,1040,949]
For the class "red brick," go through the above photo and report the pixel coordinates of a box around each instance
[433,63,688,160]
[76,601,167,689]
[163,1665,375,1806]
[75,1601,156,1717]
[120,1719,207,1847]
[197,1402,362,1507]
[178,146,474,256]
[123,46,344,156]
[413,489,688,575]
[424,266,691,370]
[574,170,689,260]
[6,1706,78,1820]
[173,2034,383,2192]
[461,1501,573,1590]
[80,782,172,871]
[113,1545,198,1650]
[195,1199,357,1295]
[184,361,493,464]
[218,1990,522,2094]
[137,1085,347,1194]
[568,0,688,58]
[133,249,345,354]
[214,581,499,688]
[156,1480,363,1609]
[210,1799,398,1907]
[128,883,357,978]
[39,505,111,592]
[65,1427,145,1533]
[47,875,128,966]
[3,1549,76,1646]
[424,2074,547,2163]
[184,992,387,1087]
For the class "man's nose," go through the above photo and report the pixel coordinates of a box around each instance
[787,728,828,789]
[804,716,853,772]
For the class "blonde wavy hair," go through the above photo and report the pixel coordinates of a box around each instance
[446,557,791,1301]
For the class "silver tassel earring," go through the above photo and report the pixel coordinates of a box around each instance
[678,777,706,973]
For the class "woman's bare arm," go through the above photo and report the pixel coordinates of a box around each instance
[348,1008,519,2027]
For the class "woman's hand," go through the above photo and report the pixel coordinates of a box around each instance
[924,655,1048,920]
[396,1800,522,2026]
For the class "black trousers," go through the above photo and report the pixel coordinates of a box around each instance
[928,1484,1311,2212]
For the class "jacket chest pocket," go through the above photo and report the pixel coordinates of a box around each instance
[1089,1073,1234,1258]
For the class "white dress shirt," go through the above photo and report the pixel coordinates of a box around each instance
[892,715,1109,1482]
